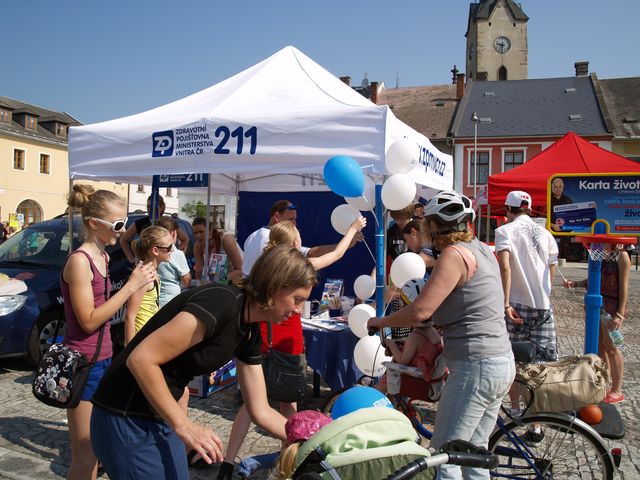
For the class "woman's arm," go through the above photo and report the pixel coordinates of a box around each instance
[193,240,204,280]
[126,311,224,465]
[177,228,190,253]
[308,217,366,270]
[65,255,156,333]
[179,272,192,289]
[222,234,243,272]
[368,247,465,330]
[124,286,145,345]
[119,224,138,263]
[615,252,631,326]
[236,360,287,441]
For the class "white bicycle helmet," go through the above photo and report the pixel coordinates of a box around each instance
[424,190,475,230]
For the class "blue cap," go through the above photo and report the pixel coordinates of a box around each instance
[331,386,393,420]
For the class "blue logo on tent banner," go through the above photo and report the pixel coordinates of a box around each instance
[152,130,174,157]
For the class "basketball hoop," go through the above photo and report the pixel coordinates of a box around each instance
[577,234,636,263]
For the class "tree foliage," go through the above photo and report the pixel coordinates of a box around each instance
[181,201,208,219]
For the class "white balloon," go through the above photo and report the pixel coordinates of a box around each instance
[385,139,419,175]
[348,304,376,338]
[330,204,361,235]
[353,275,376,301]
[390,252,426,288]
[381,174,416,211]
[353,335,392,377]
[345,176,376,211]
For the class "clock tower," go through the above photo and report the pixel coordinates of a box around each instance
[466,0,529,81]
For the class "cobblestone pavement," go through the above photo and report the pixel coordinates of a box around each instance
[0,262,637,479]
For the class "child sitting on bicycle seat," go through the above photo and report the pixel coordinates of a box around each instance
[378,321,443,392]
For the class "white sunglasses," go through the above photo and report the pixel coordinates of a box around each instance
[85,217,128,231]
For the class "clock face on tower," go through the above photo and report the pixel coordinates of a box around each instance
[494,36,511,54]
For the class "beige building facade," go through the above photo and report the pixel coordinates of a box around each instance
[0,96,127,227]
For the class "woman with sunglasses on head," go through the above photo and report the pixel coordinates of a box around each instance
[62,184,156,480]
[156,216,192,308]
[124,226,174,346]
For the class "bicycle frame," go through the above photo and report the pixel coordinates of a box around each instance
[393,392,614,480]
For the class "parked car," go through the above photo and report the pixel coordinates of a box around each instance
[0,213,194,365]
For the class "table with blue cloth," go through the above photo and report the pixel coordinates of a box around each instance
[302,322,361,394]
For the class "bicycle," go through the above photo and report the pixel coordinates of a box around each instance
[323,342,618,479]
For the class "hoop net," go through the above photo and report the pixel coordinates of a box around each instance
[577,235,636,262]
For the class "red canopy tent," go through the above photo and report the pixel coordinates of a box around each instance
[488,132,640,213]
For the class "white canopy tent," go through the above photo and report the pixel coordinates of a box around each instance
[69,46,452,193]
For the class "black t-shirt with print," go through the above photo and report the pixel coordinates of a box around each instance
[92,283,261,420]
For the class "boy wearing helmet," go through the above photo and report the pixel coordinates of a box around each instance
[495,191,559,363]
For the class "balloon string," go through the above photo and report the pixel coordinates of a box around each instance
[363,195,379,227]
[362,239,376,264]
[382,286,398,314]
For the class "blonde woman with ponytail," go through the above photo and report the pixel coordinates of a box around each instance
[62,184,155,480]
[124,226,174,345]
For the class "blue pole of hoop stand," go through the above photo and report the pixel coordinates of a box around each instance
[375,184,385,318]
[583,222,606,355]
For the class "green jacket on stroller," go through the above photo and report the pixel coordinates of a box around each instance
[291,407,434,479]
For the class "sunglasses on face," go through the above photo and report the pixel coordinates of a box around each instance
[287,203,297,210]
[85,217,128,231]
[155,244,175,253]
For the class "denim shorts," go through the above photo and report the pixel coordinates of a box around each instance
[80,357,111,401]
[91,406,188,479]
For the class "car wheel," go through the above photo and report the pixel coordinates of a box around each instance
[26,311,66,366]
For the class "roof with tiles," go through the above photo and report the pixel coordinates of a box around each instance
[378,84,459,142]
[451,76,609,139]
[596,77,640,139]
[0,95,80,146]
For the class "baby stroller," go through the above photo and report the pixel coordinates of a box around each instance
[290,407,435,479]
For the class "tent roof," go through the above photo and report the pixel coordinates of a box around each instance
[488,131,640,208]
[68,46,452,193]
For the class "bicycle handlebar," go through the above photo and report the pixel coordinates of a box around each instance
[386,451,499,480]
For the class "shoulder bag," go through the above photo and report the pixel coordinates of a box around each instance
[516,353,607,413]
[32,259,108,409]
[262,323,308,403]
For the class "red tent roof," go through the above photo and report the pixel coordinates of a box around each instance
[488,132,640,210]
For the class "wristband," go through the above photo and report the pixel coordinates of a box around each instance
[615,312,625,320]
[505,305,512,311]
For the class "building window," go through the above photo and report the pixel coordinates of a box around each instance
[55,123,67,137]
[166,187,173,197]
[470,151,490,185]
[498,66,508,81]
[504,151,524,171]
[40,154,51,174]
[26,115,37,130]
[0,109,10,123]
[13,149,25,170]
[137,184,145,193]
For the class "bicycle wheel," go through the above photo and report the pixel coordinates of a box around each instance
[488,413,614,480]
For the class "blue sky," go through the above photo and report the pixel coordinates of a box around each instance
[3,0,638,124]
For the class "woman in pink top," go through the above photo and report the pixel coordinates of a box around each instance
[61,184,155,480]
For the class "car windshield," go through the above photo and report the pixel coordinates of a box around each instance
[0,225,82,268]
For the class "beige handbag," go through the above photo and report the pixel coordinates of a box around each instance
[516,354,608,413]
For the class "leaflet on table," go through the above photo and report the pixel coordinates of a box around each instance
[320,278,344,311]
[301,318,349,331]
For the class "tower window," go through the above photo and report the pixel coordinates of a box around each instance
[498,66,508,81]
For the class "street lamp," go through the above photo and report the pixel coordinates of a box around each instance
[470,112,479,198]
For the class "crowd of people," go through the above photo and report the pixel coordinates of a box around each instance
[36,184,631,480]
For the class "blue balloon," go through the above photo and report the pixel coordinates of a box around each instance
[331,386,393,420]
[323,156,365,197]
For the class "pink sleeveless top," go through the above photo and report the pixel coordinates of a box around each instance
[61,249,113,361]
